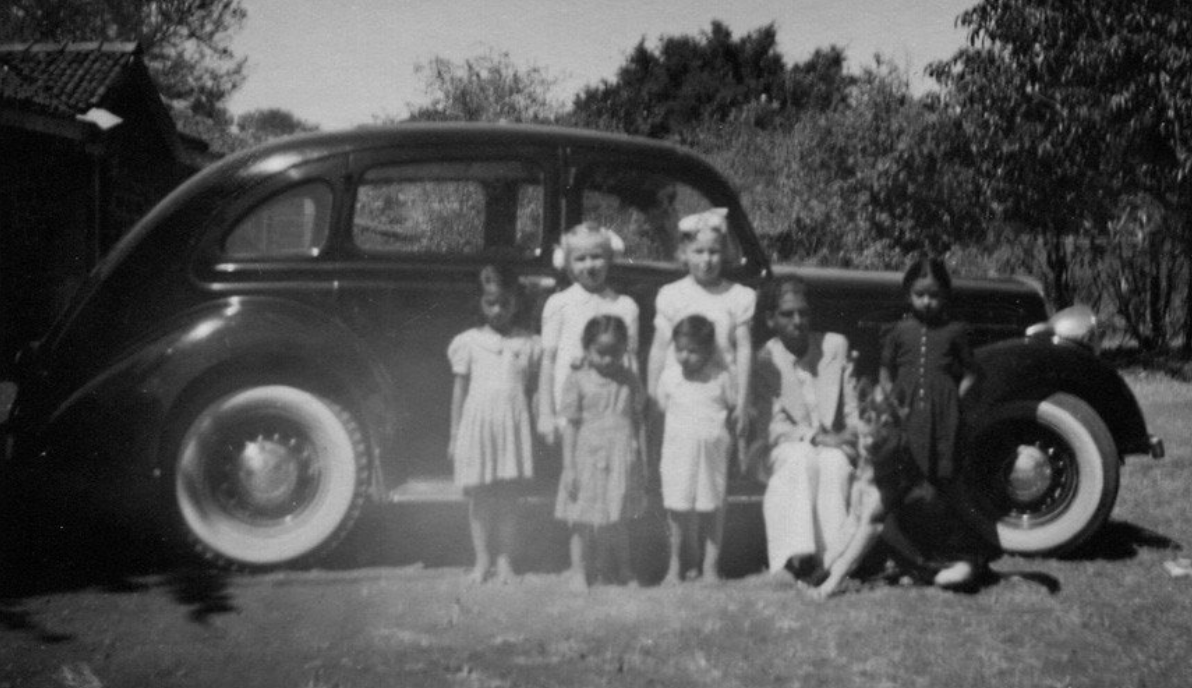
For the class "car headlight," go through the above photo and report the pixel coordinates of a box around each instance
[1025,304,1099,353]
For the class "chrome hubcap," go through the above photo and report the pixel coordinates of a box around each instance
[1007,444,1054,504]
[207,424,321,524]
[236,435,303,510]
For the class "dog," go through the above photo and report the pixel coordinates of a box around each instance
[810,380,906,598]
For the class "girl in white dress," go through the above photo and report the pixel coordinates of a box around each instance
[448,265,542,584]
[537,222,639,443]
[657,315,735,583]
[647,208,755,580]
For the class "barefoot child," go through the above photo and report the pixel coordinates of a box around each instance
[657,315,735,583]
[647,208,757,579]
[554,315,647,589]
[447,265,541,584]
[811,384,906,599]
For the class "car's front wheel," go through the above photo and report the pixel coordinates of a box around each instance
[960,393,1119,556]
[171,385,371,568]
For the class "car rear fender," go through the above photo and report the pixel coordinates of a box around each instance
[965,338,1151,458]
[35,297,395,485]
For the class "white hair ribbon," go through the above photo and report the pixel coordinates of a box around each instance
[602,228,626,257]
[677,207,729,236]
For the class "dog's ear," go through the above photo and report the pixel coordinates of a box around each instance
[855,377,876,407]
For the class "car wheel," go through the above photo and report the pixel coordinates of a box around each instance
[172,385,371,568]
[960,392,1119,556]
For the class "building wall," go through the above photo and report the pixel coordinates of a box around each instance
[0,129,94,368]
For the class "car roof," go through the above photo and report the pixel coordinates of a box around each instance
[226,122,706,170]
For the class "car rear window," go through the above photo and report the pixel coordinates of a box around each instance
[353,160,543,257]
[223,182,332,259]
[574,164,739,267]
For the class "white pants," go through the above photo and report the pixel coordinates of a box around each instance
[762,441,853,572]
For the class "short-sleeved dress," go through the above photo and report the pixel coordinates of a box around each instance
[658,362,736,512]
[880,315,976,481]
[447,326,542,490]
[554,365,646,526]
[541,283,639,406]
[654,275,755,383]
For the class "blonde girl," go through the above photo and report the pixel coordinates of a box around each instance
[647,207,756,463]
[657,315,736,583]
[554,315,647,590]
[537,222,639,444]
[447,265,541,584]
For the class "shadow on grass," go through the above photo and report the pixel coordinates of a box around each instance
[0,513,238,637]
[1065,519,1181,561]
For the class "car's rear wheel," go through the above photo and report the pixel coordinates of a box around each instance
[172,385,371,569]
[960,393,1119,556]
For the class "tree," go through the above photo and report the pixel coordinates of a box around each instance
[0,0,247,121]
[930,0,1192,351]
[402,48,564,124]
[236,108,318,146]
[572,21,853,139]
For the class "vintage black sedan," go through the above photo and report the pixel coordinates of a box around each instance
[0,123,1162,569]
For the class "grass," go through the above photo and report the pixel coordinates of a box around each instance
[2,372,1188,687]
[283,369,1192,688]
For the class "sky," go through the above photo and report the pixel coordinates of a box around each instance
[225,0,976,131]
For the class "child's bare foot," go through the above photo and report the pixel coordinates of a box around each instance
[701,563,722,583]
[810,570,846,600]
[467,565,489,585]
[567,569,588,592]
[933,561,975,589]
[494,556,515,585]
[662,560,682,585]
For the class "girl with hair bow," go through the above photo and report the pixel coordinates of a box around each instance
[647,207,756,581]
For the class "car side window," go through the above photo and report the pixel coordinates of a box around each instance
[223,182,332,259]
[353,161,543,257]
[576,165,738,266]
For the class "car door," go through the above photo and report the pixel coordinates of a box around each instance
[333,146,561,486]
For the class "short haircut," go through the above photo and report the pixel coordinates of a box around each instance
[761,276,809,315]
[581,314,629,350]
[672,314,716,351]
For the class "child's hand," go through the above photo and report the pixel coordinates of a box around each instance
[564,472,580,502]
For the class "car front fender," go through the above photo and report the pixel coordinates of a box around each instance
[964,338,1151,458]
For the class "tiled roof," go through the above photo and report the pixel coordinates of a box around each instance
[0,41,141,118]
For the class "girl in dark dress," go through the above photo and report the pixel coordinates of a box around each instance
[878,256,983,588]
[880,257,977,483]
